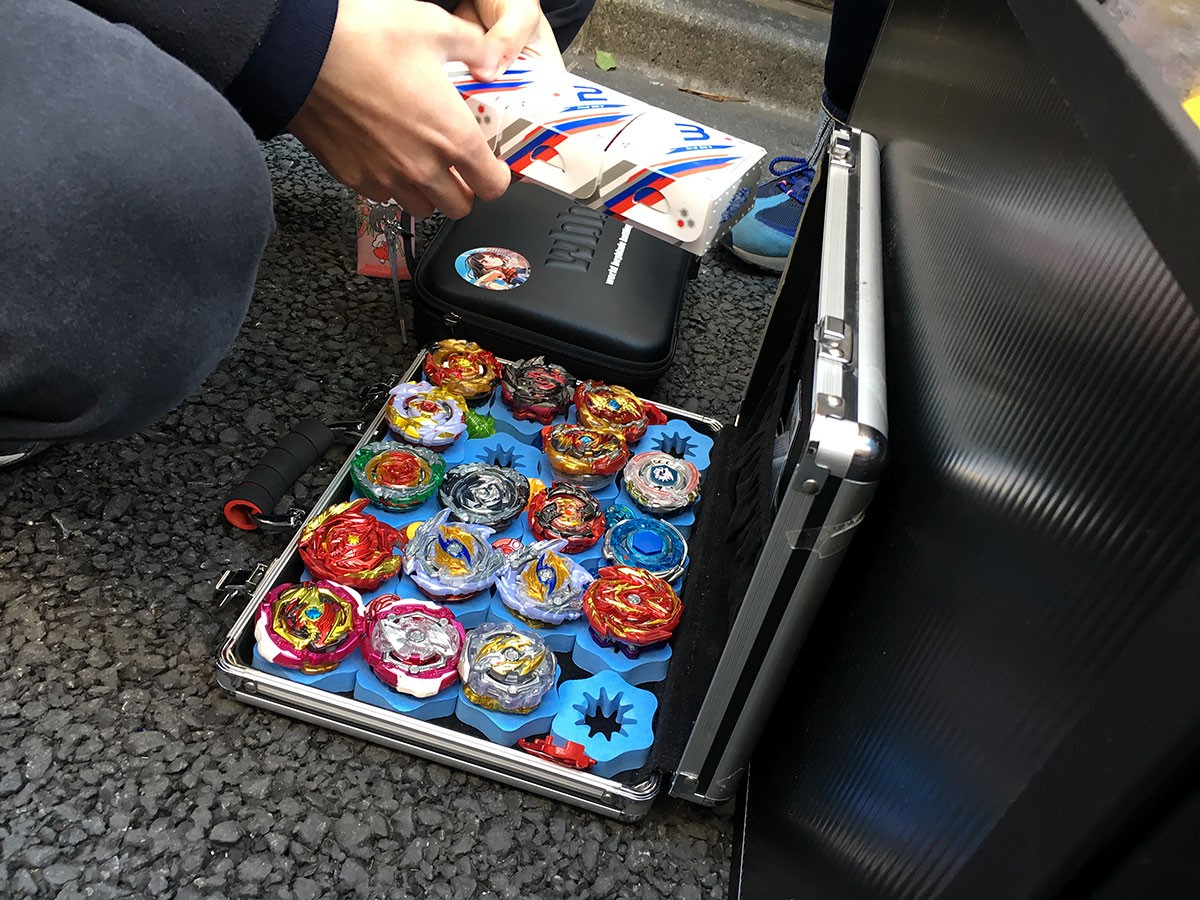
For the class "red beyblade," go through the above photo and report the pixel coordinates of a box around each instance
[517,735,596,770]
[492,537,525,556]
[583,565,683,657]
[298,499,404,591]
[527,482,605,553]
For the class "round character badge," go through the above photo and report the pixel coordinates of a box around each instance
[455,247,530,291]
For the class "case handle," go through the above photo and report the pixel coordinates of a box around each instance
[223,419,337,531]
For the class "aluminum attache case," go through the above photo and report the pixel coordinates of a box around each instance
[215,128,887,820]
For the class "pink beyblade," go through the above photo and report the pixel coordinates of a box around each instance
[254,580,365,674]
[360,595,466,697]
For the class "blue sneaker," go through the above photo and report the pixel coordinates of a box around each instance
[721,156,815,272]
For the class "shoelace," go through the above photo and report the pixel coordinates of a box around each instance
[765,155,813,200]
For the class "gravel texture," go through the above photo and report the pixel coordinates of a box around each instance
[0,135,779,898]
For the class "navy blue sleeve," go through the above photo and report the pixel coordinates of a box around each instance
[224,0,340,139]
[73,0,282,89]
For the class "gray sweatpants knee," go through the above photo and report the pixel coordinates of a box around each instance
[0,0,274,445]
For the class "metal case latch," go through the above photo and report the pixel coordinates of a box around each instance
[816,315,854,364]
[213,563,269,609]
[829,130,855,169]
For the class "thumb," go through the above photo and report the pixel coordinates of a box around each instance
[480,3,539,79]
[436,13,493,71]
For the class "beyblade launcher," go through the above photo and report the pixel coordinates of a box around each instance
[446,56,767,256]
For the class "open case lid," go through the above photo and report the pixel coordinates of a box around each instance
[734,0,1200,896]
[660,128,888,804]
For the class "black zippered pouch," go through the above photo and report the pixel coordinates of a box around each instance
[410,181,695,385]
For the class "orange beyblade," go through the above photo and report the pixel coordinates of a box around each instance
[541,423,629,491]
[423,339,502,403]
[573,380,667,444]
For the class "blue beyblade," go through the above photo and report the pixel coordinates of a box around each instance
[601,518,688,583]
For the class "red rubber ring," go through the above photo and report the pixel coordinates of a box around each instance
[224,499,263,531]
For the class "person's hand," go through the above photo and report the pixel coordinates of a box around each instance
[453,0,565,77]
[288,0,511,218]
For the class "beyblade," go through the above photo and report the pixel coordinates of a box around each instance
[458,621,557,714]
[254,580,364,674]
[602,518,688,583]
[517,735,595,770]
[573,380,667,444]
[603,504,637,529]
[500,356,574,424]
[496,539,595,626]
[438,463,530,530]
[386,381,468,450]
[298,499,403,591]
[423,339,502,403]
[360,595,466,697]
[492,537,525,556]
[527,482,606,553]
[349,442,445,511]
[622,451,702,515]
[582,566,683,658]
[403,508,505,601]
[541,423,629,491]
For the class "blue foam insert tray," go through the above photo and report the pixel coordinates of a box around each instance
[454,679,562,746]
[485,393,549,445]
[251,645,368,693]
[641,420,714,473]
[571,632,673,685]
[551,670,657,778]
[485,594,588,652]
[353,662,459,720]
[463,431,543,472]
[279,408,695,749]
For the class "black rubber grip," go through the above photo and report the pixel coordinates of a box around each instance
[224,419,336,530]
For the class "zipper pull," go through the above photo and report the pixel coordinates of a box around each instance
[443,311,461,335]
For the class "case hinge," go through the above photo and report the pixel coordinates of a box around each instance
[815,315,854,365]
[213,563,269,610]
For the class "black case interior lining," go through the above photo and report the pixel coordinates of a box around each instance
[641,170,828,778]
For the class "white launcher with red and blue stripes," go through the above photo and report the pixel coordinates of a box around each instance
[446,57,765,255]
